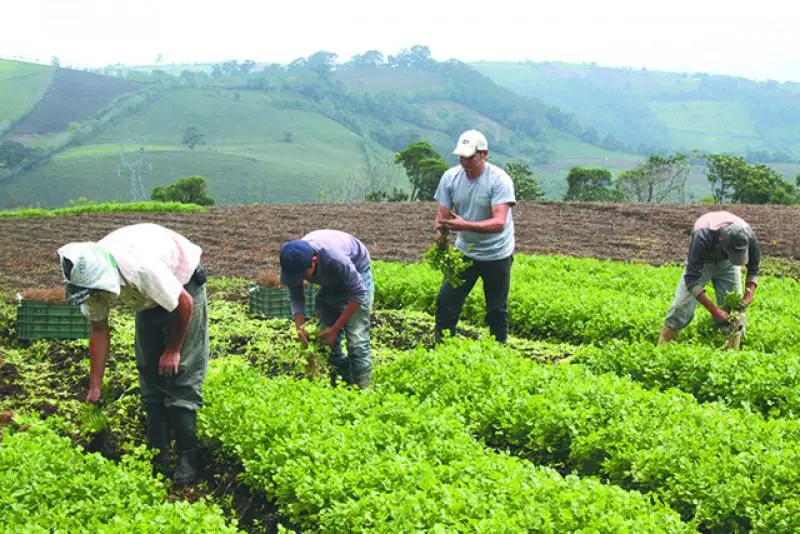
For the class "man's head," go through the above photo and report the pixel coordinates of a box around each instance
[720,222,750,266]
[57,243,121,305]
[279,240,317,287]
[452,129,488,177]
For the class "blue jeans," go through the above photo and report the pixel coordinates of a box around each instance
[315,268,374,379]
[664,260,742,331]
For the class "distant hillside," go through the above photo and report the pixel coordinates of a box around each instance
[0,60,55,134]
[471,61,800,160]
[1,50,643,208]
[8,67,140,135]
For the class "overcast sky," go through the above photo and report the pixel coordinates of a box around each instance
[2,0,798,82]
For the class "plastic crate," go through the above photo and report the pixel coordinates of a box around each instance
[16,300,90,340]
[248,285,318,319]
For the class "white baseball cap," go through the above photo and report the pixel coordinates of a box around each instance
[452,129,488,158]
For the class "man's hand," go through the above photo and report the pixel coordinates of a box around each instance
[711,307,730,324]
[159,349,181,376]
[319,327,339,347]
[439,212,468,232]
[85,383,101,403]
[743,283,756,307]
[296,326,310,347]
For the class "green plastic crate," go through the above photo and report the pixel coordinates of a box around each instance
[16,300,90,340]
[248,285,318,319]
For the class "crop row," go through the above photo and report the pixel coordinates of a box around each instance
[0,417,237,532]
[200,358,689,533]
[378,338,800,533]
[373,255,800,352]
[573,340,800,419]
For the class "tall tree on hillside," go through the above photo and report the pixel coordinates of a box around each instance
[182,126,206,150]
[388,45,434,68]
[616,153,691,203]
[349,50,385,67]
[307,51,338,77]
[239,60,256,75]
[395,142,448,201]
[563,167,622,201]
[505,161,544,200]
[706,154,798,204]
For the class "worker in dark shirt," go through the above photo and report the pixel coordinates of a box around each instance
[660,211,761,344]
[279,229,374,388]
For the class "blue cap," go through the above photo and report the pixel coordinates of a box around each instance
[279,240,314,287]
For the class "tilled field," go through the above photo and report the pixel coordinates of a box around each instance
[2,201,800,290]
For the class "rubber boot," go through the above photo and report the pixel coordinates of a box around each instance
[329,362,352,388]
[352,371,372,390]
[144,403,170,477]
[171,408,199,486]
[658,326,679,345]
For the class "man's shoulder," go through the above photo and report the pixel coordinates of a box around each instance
[442,165,463,180]
[486,162,513,183]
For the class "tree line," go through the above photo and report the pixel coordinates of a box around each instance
[367,141,800,206]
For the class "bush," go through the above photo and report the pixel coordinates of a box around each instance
[151,176,215,206]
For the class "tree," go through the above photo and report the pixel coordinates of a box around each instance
[616,153,690,203]
[50,56,60,67]
[221,60,239,77]
[182,126,206,150]
[151,176,215,206]
[505,161,544,200]
[0,140,32,168]
[349,50,385,67]
[394,141,448,201]
[306,51,338,77]
[563,167,622,201]
[706,154,798,205]
[239,60,256,75]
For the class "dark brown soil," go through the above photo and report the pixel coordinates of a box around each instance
[2,201,800,291]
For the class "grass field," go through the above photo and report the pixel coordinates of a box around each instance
[649,100,760,152]
[0,60,55,130]
[472,60,800,156]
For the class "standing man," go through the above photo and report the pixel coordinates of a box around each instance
[660,211,761,344]
[434,129,517,343]
[279,229,374,389]
[58,223,208,485]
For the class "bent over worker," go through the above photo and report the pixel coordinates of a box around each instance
[58,223,208,485]
[660,211,761,344]
[279,229,374,389]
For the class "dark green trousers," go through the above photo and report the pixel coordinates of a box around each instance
[134,280,208,411]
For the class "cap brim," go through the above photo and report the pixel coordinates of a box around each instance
[65,284,92,306]
[452,145,477,158]
[724,247,748,266]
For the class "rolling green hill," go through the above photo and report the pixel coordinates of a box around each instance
[6,50,797,209]
[1,52,642,208]
[471,60,800,159]
[0,60,55,134]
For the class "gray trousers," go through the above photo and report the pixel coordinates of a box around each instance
[664,260,742,331]
[134,280,209,411]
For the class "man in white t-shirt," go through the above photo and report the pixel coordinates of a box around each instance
[434,129,517,343]
[58,223,208,485]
